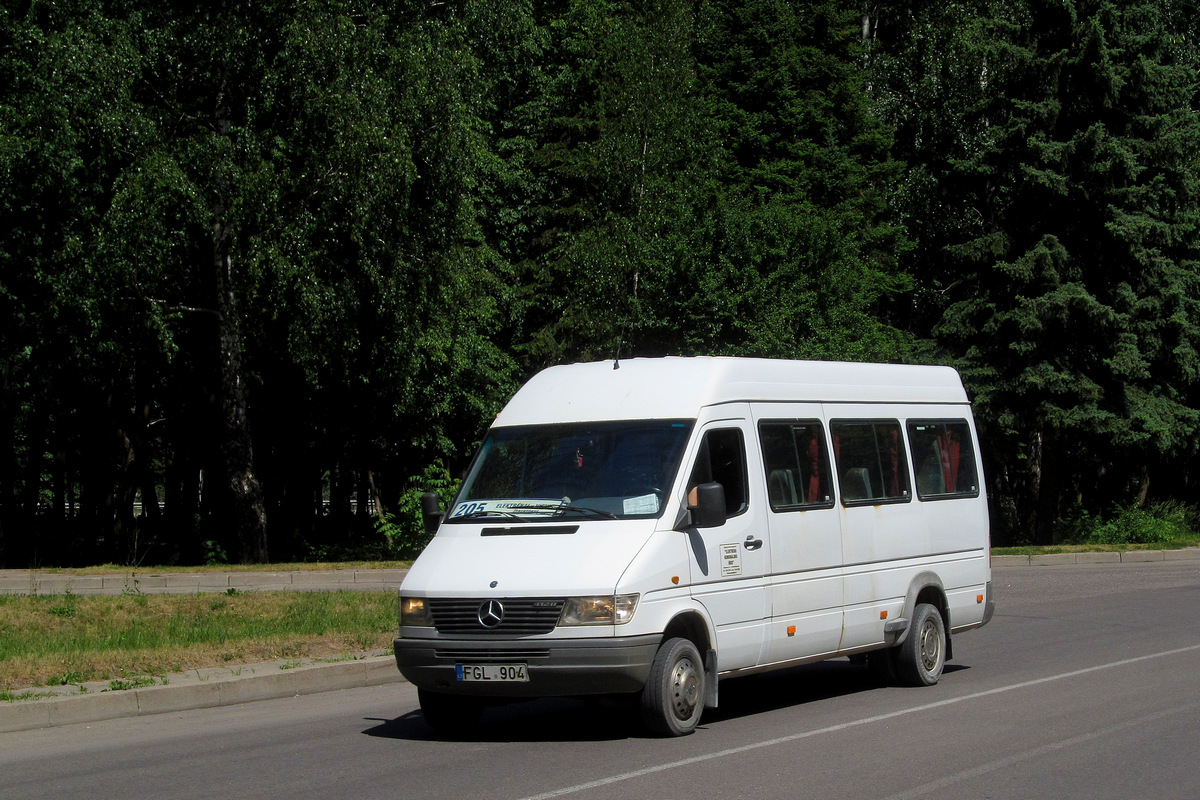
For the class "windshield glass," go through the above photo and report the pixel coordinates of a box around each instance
[446,420,694,522]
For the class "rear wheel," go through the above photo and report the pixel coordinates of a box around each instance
[641,637,705,736]
[896,603,946,687]
[418,688,484,737]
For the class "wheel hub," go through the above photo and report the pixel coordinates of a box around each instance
[669,656,700,720]
[919,620,941,671]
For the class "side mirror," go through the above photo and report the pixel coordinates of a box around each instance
[688,482,727,529]
[421,492,444,535]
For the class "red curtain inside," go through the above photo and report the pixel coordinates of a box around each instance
[807,437,821,503]
[887,428,900,497]
[937,431,961,493]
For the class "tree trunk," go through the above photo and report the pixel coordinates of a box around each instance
[1024,426,1051,544]
[861,2,875,42]
[213,209,268,564]
[0,361,13,565]
[1135,467,1150,507]
[331,461,350,520]
[115,426,137,562]
[357,468,372,519]
[368,469,384,522]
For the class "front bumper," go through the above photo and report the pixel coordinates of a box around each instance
[393,633,662,697]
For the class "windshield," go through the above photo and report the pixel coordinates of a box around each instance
[446,420,694,522]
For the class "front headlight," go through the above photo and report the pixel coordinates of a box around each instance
[400,596,433,627]
[558,594,639,626]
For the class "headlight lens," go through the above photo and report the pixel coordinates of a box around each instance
[400,596,433,627]
[558,594,639,626]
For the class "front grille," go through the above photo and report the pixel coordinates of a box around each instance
[434,649,551,661]
[429,598,566,635]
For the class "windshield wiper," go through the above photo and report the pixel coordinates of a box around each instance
[510,503,619,520]
[455,509,528,522]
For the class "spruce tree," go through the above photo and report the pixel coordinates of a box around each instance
[695,0,911,360]
[928,0,1200,540]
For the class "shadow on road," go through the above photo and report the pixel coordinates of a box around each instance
[703,660,968,725]
[361,657,969,743]
[361,695,638,743]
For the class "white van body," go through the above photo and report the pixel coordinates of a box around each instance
[394,357,994,735]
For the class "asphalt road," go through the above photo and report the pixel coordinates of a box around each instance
[3,560,1199,800]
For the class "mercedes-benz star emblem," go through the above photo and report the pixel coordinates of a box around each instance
[477,599,504,628]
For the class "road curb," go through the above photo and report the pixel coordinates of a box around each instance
[0,654,406,734]
[992,547,1200,567]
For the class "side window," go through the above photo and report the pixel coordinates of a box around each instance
[907,420,980,499]
[831,420,911,505]
[688,428,748,517]
[759,420,834,511]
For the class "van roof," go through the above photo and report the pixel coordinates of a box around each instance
[493,357,969,426]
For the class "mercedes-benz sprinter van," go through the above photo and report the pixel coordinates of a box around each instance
[394,357,994,736]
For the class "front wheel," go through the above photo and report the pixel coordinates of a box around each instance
[896,603,946,687]
[641,637,706,736]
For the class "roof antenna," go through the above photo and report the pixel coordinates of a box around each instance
[613,271,638,370]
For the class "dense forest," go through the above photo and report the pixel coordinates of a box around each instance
[2,0,1198,566]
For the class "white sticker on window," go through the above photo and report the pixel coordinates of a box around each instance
[622,493,660,515]
[720,543,741,577]
[449,498,565,519]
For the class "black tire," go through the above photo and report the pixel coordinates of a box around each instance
[418,688,484,737]
[896,602,946,687]
[641,637,706,737]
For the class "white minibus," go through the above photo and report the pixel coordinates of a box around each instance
[394,357,994,736]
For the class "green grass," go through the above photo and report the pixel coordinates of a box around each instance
[0,589,397,691]
[108,676,159,691]
[0,687,69,702]
[993,501,1200,554]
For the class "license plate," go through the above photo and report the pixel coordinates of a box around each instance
[456,663,528,682]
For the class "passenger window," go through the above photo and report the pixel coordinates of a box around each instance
[688,429,748,517]
[907,420,980,499]
[759,420,833,511]
[831,420,911,505]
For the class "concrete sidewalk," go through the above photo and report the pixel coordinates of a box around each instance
[991,547,1200,567]
[0,567,409,596]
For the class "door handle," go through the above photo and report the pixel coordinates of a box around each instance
[743,536,763,551]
